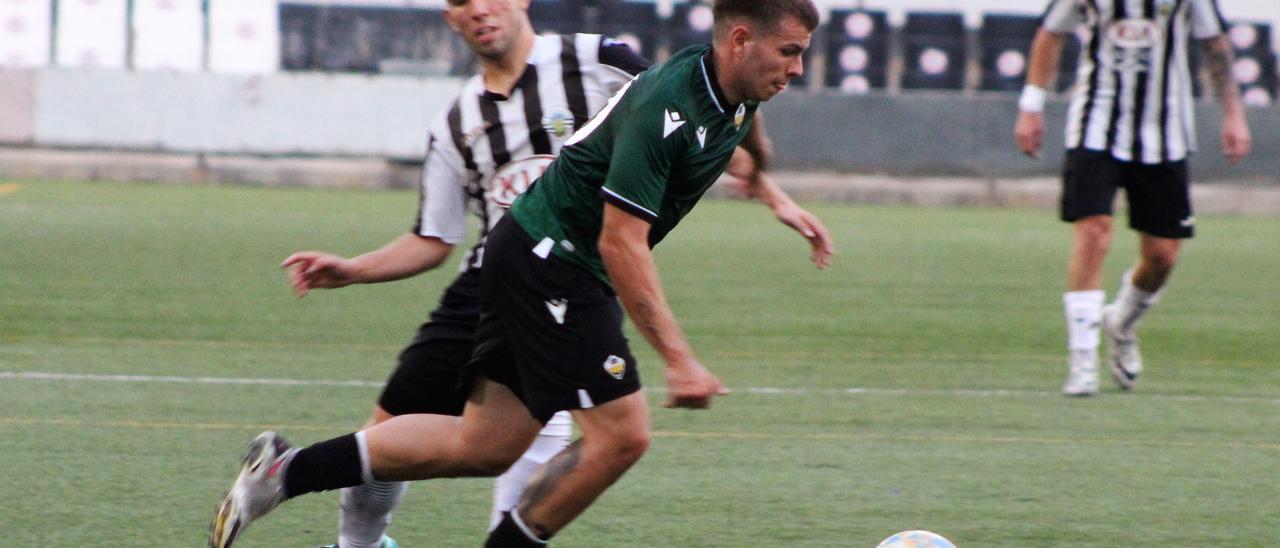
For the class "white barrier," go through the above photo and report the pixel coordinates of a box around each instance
[0,0,52,68]
[132,0,206,72]
[55,0,129,70]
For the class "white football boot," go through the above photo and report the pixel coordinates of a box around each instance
[1102,303,1143,390]
[210,431,297,548]
[1062,349,1099,397]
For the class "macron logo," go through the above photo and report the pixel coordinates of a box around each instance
[1180,216,1196,228]
[696,126,707,148]
[663,109,686,138]
[545,299,568,325]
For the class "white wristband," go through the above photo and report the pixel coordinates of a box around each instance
[1018,85,1047,113]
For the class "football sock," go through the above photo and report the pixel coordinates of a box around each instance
[339,479,408,548]
[1110,269,1163,338]
[283,432,365,499]
[490,414,572,530]
[1063,290,1105,351]
[485,510,549,547]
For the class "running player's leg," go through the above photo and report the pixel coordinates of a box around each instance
[489,411,572,530]
[1060,149,1120,396]
[487,393,651,546]
[337,406,405,548]
[1103,159,1191,389]
[338,333,472,548]
[362,377,543,480]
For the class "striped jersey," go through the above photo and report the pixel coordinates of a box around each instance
[413,33,647,273]
[1041,0,1228,163]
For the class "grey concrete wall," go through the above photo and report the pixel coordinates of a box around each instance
[761,91,1280,185]
[2,69,1277,184]
[24,69,462,158]
[0,70,37,144]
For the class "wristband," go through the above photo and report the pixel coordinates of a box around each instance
[1018,85,1047,113]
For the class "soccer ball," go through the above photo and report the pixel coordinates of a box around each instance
[876,530,955,548]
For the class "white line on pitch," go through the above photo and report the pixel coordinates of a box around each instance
[0,371,382,388]
[2,370,1278,406]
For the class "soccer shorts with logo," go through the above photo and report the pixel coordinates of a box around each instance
[376,271,481,417]
[1061,148,1194,239]
[465,215,641,424]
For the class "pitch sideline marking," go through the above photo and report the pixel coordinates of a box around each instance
[4,370,1280,407]
[1,415,1277,452]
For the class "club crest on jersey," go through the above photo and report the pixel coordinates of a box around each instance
[734,103,746,130]
[603,355,627,380]
[542,110,574,139]
[485,155,555,208]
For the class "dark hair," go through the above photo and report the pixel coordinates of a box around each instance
[712,0,820,39]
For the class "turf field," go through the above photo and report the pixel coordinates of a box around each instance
[1,180,1277,546]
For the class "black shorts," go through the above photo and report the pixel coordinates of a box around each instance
[1061,148,1194,239]
[376,271,481,416]
[463,215,641,424]
[377,333,473,416]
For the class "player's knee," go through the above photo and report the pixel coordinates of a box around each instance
[1076,216,1113,246]
[605,429,650,469]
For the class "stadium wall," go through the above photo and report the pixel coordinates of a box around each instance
[0,68,1276,185]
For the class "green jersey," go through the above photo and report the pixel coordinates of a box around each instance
[510,45,757,287]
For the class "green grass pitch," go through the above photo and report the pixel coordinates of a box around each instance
[1,180,1277,546]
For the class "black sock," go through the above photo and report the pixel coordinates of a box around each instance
[484,511,549,547]
[282,433,363,499]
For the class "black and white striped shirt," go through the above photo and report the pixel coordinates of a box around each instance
[413,33,647,271]
[1042,0,1227,163]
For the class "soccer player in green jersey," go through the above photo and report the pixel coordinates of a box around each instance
[208,2,831,546]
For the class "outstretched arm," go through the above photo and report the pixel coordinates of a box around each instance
[598,203,725,409]
[1014,28,1067,159]
[745,173,833,269]
[1199,34,1252,164]
[281,233,454,298]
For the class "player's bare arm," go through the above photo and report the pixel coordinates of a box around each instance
[597,203,725,409]
[738,114,773,174]
[722,117,772,199]
[1200,34,1252,164]
[1015,29,1067,159]
[745,172,833,269]
[281,233,453,297]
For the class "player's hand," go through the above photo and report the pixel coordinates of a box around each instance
[1221,112,1252,164]
[663,358,728,410]
[1014,111,1045,159]
[769,189,833,269]
[281,251,357,298]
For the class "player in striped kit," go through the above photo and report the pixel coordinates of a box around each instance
[213,1,651,547]
[1014,0,1252,396]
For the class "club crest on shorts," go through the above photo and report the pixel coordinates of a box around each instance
[603,355,627,380]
